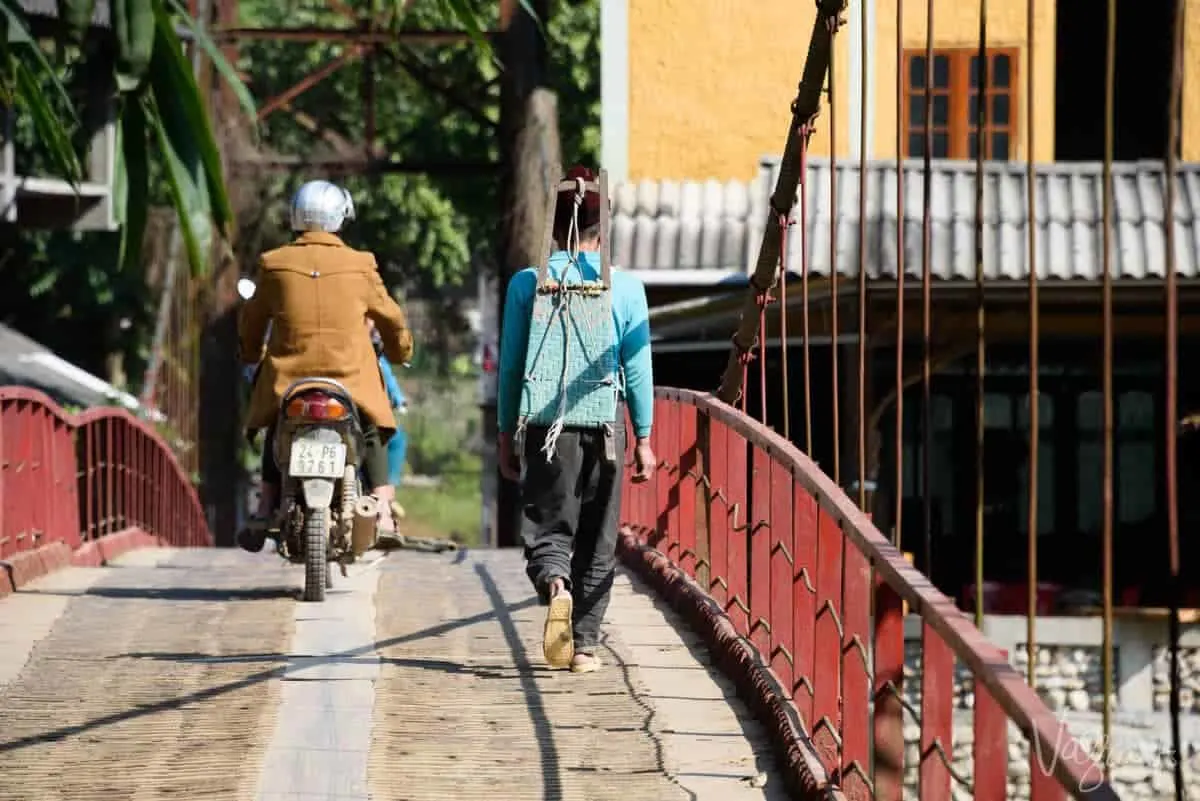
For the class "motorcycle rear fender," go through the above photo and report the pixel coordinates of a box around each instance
[300,478,336,511]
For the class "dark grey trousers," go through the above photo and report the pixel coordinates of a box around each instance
[520,423,625,652]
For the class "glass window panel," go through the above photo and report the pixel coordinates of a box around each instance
[968,129,989,159]
[1118,442,1156,523]
[991,132,1010,159]
[902,435,915,496]
[993,94,1011,125]
[1119,391,1154,430]
[934,55,950,88]
[909,95,926,126]
[908,133,925,157]
[1078,440,1103,534]
[969,94,981,123]
[930,432,957,535]
[1017,442,1057,534]
[910,55,927,89]
[933,394,954,431]
[993,54,1012,88]
[1078,391,1103,431]
[985,394,1013,429]
[1017,392,1055,429]
[970,55,985,89]
[933,94,949,125]
[932,132,949,157]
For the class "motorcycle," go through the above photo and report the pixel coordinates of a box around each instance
[237,278,380,602]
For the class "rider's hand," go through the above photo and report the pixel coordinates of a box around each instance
[632,439,656,484]
[498,433,521,483]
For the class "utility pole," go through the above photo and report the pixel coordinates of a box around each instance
[485,0,558,548]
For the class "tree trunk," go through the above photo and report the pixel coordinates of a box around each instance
[488,0,557,548]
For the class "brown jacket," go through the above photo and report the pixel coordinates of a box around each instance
[238,232,413,432]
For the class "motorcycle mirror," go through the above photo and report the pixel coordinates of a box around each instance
[236,278,257,300]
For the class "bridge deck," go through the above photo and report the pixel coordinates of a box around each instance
[0,547,786,801]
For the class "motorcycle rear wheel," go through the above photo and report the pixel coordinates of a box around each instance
[302,508,329,602]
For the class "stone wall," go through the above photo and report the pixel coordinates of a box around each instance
[1153,645,1200,712]
[898,718,1200,800]
[901,641,1113,714]
[897,621,1200,799]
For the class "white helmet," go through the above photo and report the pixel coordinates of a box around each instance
[290,180,356,233]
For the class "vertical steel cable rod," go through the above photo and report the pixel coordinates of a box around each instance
[1024,0,1040,689]
[781,220,791,441]
[802,134,814,455]
[857,0,869,511]
[1164,1,1185,796]
[830,40,842,486]
[972,0,988,631]
[893,0,906,547]
[760,296,768,422]
[1100,0,1116,777]
[920,0,935,577]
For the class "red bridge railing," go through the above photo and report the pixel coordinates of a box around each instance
[620,388,1118,801]
[0,387,212,564]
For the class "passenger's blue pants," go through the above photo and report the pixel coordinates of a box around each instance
[387,427,407,487]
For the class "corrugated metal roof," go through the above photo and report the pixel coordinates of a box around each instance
[611,174,769,274]
[612,157,1200,282]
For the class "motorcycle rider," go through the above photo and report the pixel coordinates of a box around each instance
[237,180,413,553]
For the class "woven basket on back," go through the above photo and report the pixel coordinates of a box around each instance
[518,169,619,431]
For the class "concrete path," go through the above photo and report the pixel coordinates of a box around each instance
[0,547,787,801]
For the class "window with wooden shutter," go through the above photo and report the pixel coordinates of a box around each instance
[902,48,1019,160]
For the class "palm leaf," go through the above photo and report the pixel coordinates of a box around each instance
[13,59,83,184]
[0,0,82,183]
[147,96,212,277]
[148,0,232,234]
[56,0,96,43]
[438,0,488,50]
[115,98,150,271]
[112,0,155,90]
[164,0,257,123]
[432,0,544,50]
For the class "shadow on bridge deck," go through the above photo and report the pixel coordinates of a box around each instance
[0,547,788,801]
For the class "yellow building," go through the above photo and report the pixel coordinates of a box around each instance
[606,0,1200,619]
[601,0,1200,183]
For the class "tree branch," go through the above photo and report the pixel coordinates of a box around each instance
[384,47,499,130]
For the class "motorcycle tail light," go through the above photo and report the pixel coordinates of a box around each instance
[286,392,349,420]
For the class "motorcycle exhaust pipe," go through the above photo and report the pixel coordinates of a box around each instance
[351,495,380,556]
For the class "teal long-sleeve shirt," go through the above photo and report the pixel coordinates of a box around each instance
[498,250,654,439]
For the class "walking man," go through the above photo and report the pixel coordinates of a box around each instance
[497,165,656,673]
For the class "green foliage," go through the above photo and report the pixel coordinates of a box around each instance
[1,0,253,277]
[400,473,481,545]
[1,0,597,403]
[396,370,481,543]
[0,226,153,383]
[237,0,599,294]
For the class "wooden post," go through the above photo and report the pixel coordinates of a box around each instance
[488,0,558,548]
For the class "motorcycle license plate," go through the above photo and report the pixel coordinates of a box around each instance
[288,440,347,479]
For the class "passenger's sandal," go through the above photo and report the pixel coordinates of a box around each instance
[570,652,601,673]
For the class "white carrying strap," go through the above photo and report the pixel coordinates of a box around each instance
[534,169,611,289]
[521,168,616,462]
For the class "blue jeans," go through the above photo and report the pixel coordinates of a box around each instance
[386,426,407,486]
